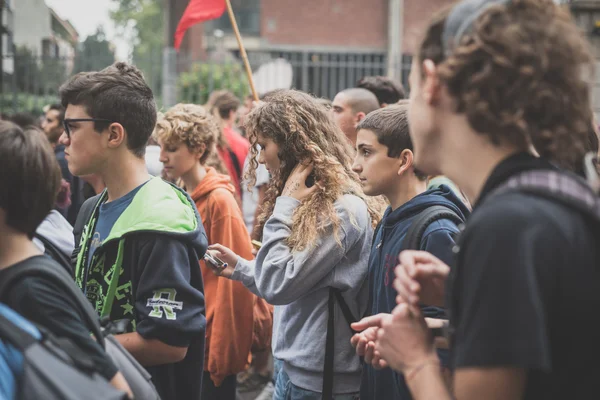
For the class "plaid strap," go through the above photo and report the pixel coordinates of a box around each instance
[488,170,600,222]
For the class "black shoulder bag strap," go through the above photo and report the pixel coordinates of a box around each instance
[322,219,387,398]
[0,257,106,349]
[402,205,464,251]
[71,193,102,269]
[228,149,243,180]
[323,288,358,399]
[0,311,38,351]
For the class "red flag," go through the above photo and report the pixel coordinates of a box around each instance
[174,0,226,50]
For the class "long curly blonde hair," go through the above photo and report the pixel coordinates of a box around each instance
[152,103,228,175]
[245,89,382,251]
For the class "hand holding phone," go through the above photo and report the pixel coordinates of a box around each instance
[204,245,238,278]
[204,252,227,270]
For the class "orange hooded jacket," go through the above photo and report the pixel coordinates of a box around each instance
[191,167,255,386]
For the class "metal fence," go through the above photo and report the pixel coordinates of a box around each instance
[1,48,411,116]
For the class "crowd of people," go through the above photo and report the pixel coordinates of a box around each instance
[1,0,600,399]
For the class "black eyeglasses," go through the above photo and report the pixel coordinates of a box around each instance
[63,118,113,139]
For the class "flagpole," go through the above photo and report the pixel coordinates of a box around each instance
[224,0,259,102]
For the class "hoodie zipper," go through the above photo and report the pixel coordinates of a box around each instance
[374,226,387,310]
[82,236,121,296]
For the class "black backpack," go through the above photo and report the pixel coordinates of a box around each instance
[322,204,464,399]
[0,303,127,400]
[0,256,161,400]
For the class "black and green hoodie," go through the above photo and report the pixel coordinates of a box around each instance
[73,177,207,400]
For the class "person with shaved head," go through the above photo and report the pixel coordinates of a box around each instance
[332,88,379,146]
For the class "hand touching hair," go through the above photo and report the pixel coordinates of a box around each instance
[244,90,381,251]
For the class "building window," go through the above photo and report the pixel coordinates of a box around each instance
[205,0,260,35]
[42,39,59,58]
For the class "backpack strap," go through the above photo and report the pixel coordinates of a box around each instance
[73,194,101,248]
[0,311,38,351]
[332,288,358,329]
[402,205,464,251]
[323,288,358,399]
[0,305,100,374]
[0,257,106,349]
[322,220,387,398]
[228,149,243,182]
[488,169,600,221]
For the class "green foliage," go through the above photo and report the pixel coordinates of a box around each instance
[12,47,68,96]
[0,93,59,115]
[73,27,116,73]
[110,0,163,94]
[178,62,249,105]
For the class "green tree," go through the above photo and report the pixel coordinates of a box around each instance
[73,27,116,73]
[178,62,248,105]
[110,0,163,95]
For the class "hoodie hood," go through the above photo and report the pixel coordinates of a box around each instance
[35,210,75,256]
[85,177,206,255]
[145,145,163,177]
[190,167,236,202]
[382,184,470,227]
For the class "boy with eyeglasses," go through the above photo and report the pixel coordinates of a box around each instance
[59,62,208,400]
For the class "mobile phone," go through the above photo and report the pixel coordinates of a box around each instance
[251,240,262,250]
[204,252,227,269]
[305,173,315,188]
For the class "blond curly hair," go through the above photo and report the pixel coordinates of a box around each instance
[152,103,228,174]
[245,89,382,251]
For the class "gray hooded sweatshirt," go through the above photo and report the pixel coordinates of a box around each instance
[232,194,372,394]
[34,210,75,257]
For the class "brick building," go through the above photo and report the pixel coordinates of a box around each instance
[172,0,600,110]
[173,0,453,98]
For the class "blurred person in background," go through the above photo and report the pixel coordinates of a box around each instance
[332,88,379,146]
[41,103,84,225]
[5,112,39,129]
[316,97,333,110]
[357,76,406,108]
[207,90,250,199]
[238,94,255,137]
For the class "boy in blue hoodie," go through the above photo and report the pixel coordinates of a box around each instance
[350,104,468,400]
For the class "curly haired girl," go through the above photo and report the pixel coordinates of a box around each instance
[208,89,381,399]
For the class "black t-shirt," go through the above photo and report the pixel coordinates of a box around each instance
[0,256,118,381]
[449,153,600,399]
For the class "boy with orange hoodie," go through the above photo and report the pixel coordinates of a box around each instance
[153,103,256,400]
